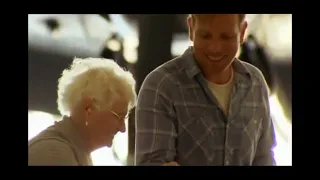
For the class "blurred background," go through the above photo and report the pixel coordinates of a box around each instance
[28,14,292,166]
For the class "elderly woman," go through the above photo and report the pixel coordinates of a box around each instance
[28,58,137,166]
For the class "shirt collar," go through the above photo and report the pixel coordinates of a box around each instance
[182,46,252,80]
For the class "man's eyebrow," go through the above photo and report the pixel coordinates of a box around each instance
[197,29,209,33]
[221,32,237,35]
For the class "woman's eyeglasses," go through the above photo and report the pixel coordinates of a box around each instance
[107,108,129,121]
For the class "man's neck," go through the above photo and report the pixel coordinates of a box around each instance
[204,66,233,85]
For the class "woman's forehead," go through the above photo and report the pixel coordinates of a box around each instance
[110,100,129,112]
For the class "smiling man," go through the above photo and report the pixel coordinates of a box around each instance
[135,14,277,166]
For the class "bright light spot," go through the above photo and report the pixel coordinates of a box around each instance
[109,14,137,38]
[91,147,123,166]
[273,128,292,166]
[269,94,292,136]
[51,29,61,39]
[263,15,292,59]
[171,35,192,56]
[123,36,139,64]
[112,121,129,163]
[269,94,292,166]
[106,39,121,52]
[124,47,138,64]
[28,111,57,140]
[123,36,139,50]
[83,14,113,41]
[275,25,292,47]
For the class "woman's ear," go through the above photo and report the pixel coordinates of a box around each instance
[83,96,94,115]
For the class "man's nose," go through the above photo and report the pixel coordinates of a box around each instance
[208,40,222,53]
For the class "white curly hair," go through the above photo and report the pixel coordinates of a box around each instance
[57,57,137,116]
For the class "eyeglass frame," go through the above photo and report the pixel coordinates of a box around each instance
[107,108,129,122]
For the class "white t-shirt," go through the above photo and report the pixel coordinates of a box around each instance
[206,70,235,116]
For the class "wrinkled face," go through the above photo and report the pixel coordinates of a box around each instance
[188,14,247,74]
[86,99,128,148]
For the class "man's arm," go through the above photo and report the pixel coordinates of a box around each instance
[253,74,277,166]
[135,71,178,166]
[28,139,79,166]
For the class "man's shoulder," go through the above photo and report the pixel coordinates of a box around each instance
[153,56,181,75]
[238,60,265,84]
[238,60,270,96]
[143,57,183,87]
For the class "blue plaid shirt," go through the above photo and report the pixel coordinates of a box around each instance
[135,47,276,166]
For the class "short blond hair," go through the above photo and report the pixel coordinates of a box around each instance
[57,57,137,116]
[189,14,246,24]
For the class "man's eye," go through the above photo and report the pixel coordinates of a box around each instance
[221,34,235,39]
[201,34,211,39]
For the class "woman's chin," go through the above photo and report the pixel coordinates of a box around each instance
[105,136,114,147]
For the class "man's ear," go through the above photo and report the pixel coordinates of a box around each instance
[187,16,194,41]
[240,20,248,44]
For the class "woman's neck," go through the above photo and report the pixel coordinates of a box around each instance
[69,114,96,153]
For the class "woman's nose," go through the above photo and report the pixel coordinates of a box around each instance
[119,122,126,133]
